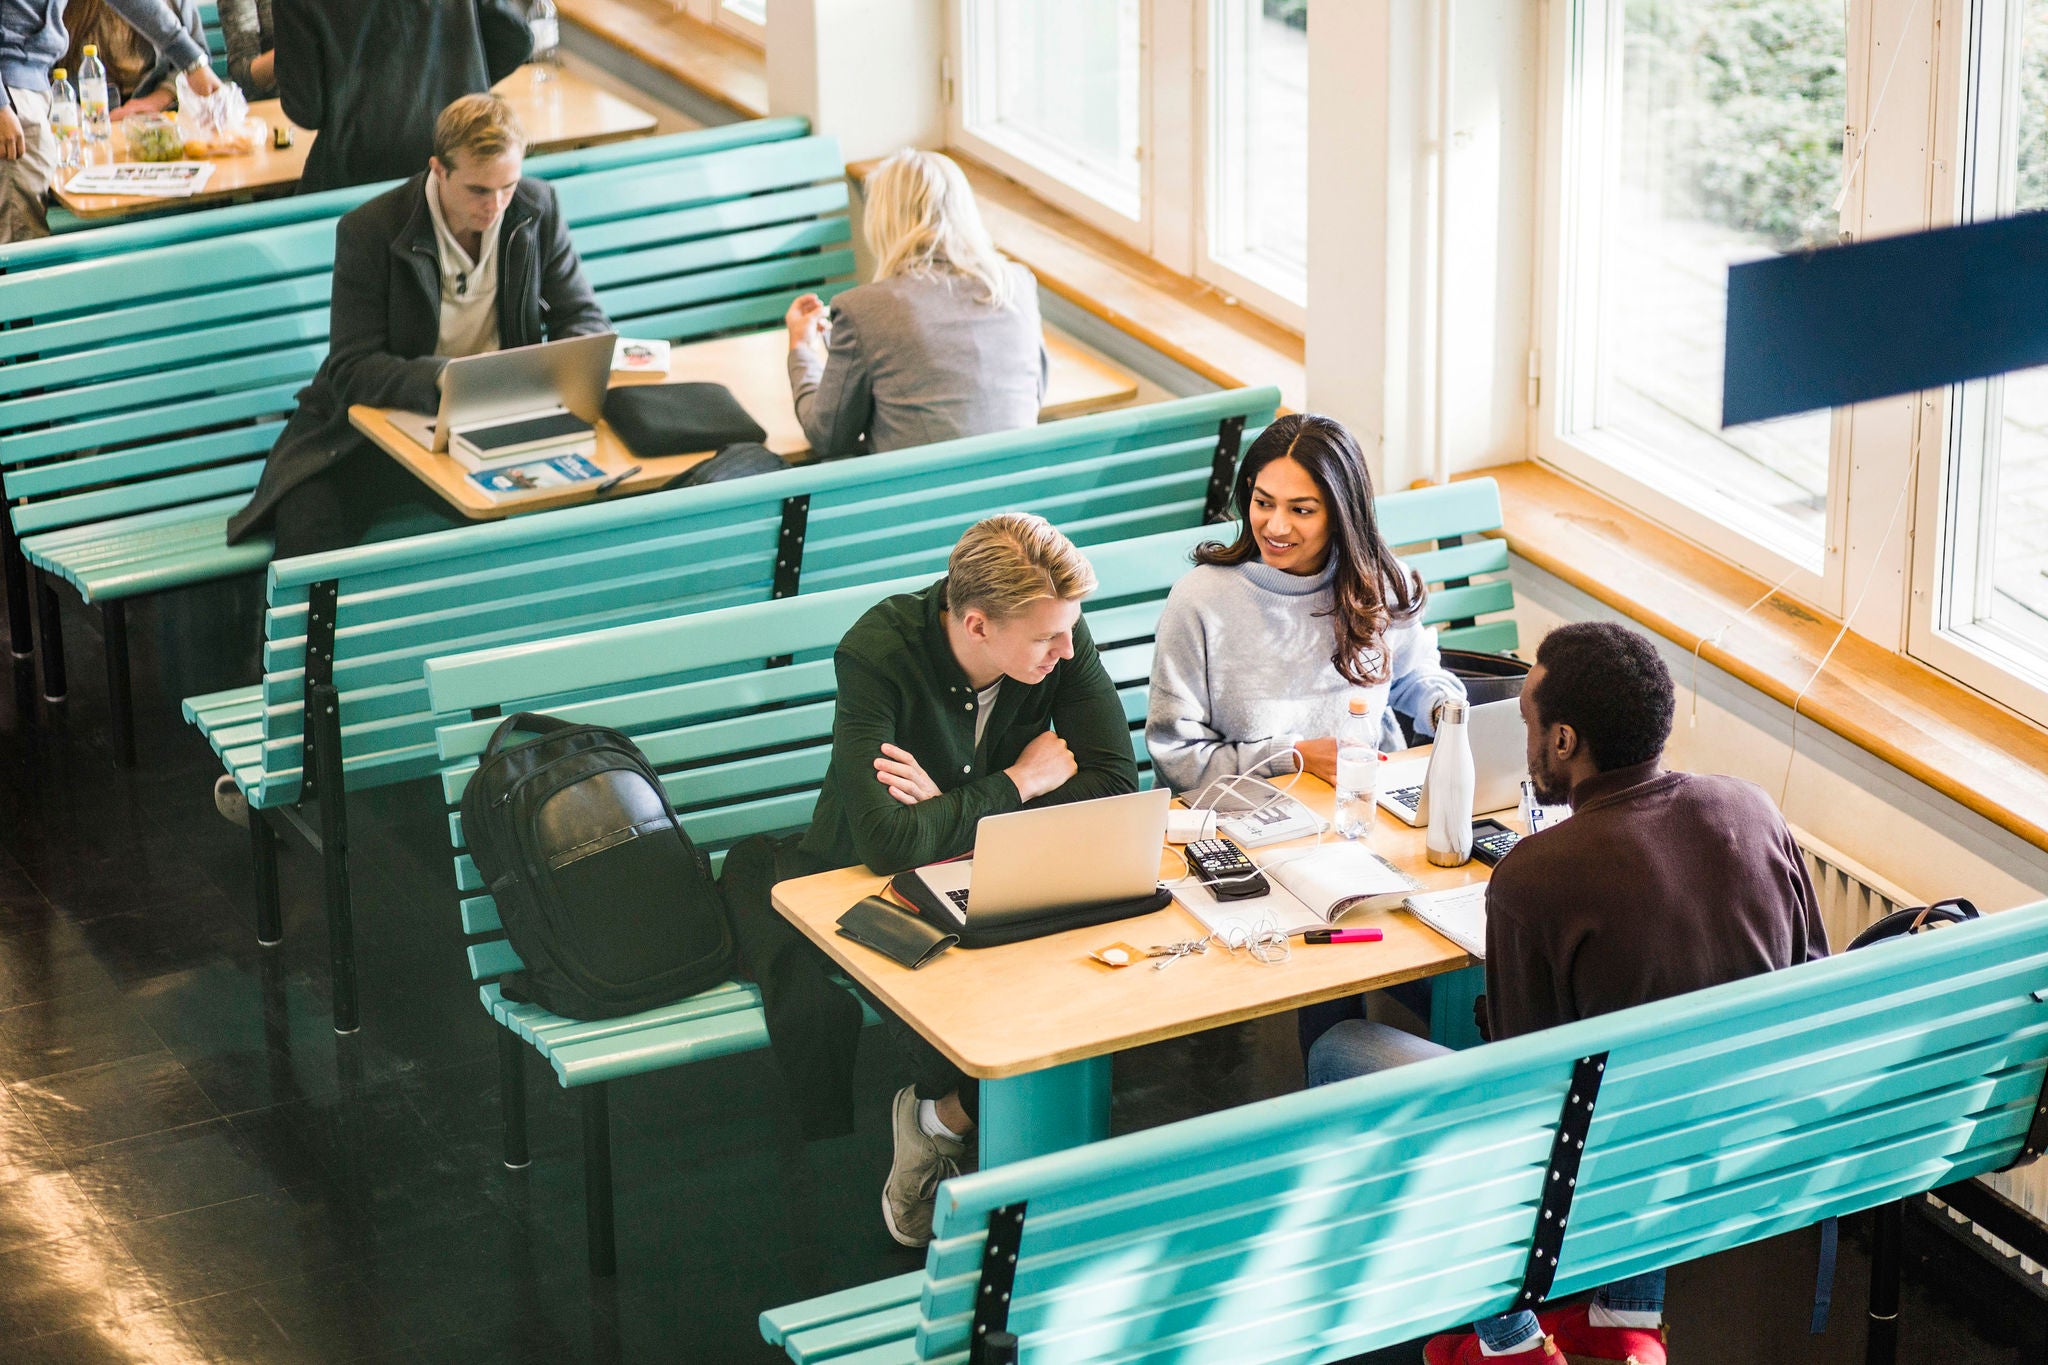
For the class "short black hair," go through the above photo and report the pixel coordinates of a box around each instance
[1530,622,1674,771]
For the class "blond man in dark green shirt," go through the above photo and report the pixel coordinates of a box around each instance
[722,513,1137,1246]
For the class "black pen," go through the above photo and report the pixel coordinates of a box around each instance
[595,464,641,494]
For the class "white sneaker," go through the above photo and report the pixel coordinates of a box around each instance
[882,1085,964,1247]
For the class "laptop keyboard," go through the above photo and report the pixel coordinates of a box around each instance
[945,888,970,918]
[1387,785,1422,813]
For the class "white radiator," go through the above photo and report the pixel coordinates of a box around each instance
[1789,827,2048,1286]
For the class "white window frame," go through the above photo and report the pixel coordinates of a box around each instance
[675,0,765,49]
[945,0,1156,251]
[1533,0,1854,615]
[1905,0,2048,722]
[1192,0,1308,330]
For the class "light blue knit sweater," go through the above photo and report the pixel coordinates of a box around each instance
[1145,557,1467,795]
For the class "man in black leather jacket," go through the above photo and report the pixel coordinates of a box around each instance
[277,0,532,195]
[227,93,609,556]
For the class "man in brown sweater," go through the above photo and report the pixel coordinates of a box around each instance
[1307,621,1825,1365]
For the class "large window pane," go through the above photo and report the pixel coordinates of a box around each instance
[721,0,765,26]
[1206,0,1308,306]
[1569,0,1845,566]
[1941,2,2048,674]
[962,0,1143,221]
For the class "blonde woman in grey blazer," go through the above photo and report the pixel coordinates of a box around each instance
[785,149,1049,459]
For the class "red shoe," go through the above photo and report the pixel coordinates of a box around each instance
[1422,1329,1566,1364]
[1538,1303,1667,1365]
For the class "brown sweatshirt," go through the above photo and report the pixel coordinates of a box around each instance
[1484,762,1827,1040]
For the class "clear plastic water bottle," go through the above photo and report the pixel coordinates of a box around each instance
[1332,694,1378,841]
[529,0,561,80]
[78,45,110,146]
[49,69,80,170]
[1424,700,1476,867]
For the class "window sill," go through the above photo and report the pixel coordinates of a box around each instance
[559,0,768,120]
[850,153,1307,412]
[1481,461,2048,857]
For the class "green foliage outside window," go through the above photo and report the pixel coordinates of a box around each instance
[1627,0,1845,249]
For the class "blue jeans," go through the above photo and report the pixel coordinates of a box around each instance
[1305,1021,1667,1348]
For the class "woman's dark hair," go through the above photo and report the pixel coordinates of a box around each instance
[1194,413,1420,688]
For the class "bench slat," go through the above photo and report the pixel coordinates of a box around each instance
[760,1271,925,1349]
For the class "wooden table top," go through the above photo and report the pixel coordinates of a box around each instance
[54,66,657,219]
[353,327,1142,521]
[770,773,1491,1080]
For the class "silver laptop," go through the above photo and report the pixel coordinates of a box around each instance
[389,331,617,452]
[1377,697,1527,827]
[915,787,1171,929]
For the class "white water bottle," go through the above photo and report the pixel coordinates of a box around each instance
[1422,700,1476,867]
[1332,694,1378,841]
[49,69,80,169]
[529,0,561,78]
[78,45,109,146]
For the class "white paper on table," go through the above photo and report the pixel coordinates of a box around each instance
[64,161,215,198]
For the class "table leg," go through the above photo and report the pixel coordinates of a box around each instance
[978,1056,1112,1167]
[1429,964,1488,1050]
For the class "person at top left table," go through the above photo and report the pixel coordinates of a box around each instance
[61,0,206,121]
[0,0,219,241]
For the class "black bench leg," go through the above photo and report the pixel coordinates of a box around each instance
[580,1083,616,1277]
[2,514,30,659]
[34,571,65,701]
[1865,1200,1903,1365]
[499,1028,531,1170]
[250,813,282,946]
[102,601,134,767]
[310,682,359,1035]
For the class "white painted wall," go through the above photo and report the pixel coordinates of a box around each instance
[766,0,947,163]
[1307,1,1541,494]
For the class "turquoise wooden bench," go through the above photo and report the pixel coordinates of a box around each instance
[188,388,1284,1033]
[3,123,854,765]
[421,485,1517,1274]
[759,899,2048,1365]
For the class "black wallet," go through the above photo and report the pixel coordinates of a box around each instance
[836,895,958,970]
[602,382,767,458]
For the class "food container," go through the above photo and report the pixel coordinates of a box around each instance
[123,113,184,163]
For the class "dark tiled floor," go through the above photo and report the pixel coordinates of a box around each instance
[0,580,2043,1363]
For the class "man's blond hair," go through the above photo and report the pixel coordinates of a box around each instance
[946,514,1097,620]
[433,93,527,168]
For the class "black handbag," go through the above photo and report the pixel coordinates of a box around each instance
[603,382,767,457]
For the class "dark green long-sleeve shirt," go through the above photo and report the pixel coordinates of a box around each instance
[799,578,1140,875]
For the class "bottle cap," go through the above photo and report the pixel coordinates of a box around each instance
[1346,694,1369,716]
[52,68,64,81]
[1437,700,1468,725]
[82,44,96,56]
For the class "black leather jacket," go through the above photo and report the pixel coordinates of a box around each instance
[276,0,531,195]
[227,173,610,544]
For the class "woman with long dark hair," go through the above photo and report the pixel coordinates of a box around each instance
[1146,412,1466,794]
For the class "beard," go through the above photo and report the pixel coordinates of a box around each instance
[1527,756,1571,808]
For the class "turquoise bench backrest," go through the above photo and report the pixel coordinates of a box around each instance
[244,389,1287,807]
[0,119,814,270]
[877,900,2048,1363]
[425,481,1513,986]
[0,131,853,543]
[198,2,227,75]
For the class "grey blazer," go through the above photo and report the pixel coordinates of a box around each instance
[786,262,1049,459]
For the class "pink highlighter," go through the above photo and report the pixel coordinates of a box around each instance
[1304,928,1384,945]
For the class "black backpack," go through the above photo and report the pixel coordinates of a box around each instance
[460,712,736,1019]
[1846,897,1980,950]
